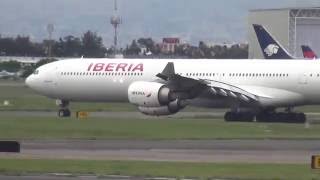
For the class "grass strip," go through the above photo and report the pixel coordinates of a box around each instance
[0,116,319,140]
[0,159,318,180]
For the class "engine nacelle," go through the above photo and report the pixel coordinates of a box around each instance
[128,81,173,107]
[138,99,186,116]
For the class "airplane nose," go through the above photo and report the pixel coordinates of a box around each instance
[25,75,33,88]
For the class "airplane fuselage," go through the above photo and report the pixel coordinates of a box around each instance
[26,58,320,109]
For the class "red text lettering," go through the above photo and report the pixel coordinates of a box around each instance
[93,63,104,71]
[87,63,144,72]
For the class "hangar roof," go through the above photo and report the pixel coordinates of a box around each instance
[250,7,320,12]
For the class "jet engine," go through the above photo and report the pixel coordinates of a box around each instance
[138,99,186,116]
[128,81,187,116]
[128,81,174,107]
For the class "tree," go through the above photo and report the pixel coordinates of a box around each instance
[15,36,33,56]
[137,38,155,52]
[0,61,21,72]
[20,66,35,78]
[124,40,141,55]
[198,41,209,58]
[228,44,248,59]
[211,45,228,59]
[0,37,16,56]
[0,35,44,57]
[64,36,82,57]
[52,36,82,57]
[81,31,106,58]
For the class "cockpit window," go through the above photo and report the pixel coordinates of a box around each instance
[33,70,39,75]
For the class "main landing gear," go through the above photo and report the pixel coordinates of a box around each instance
[224,112,255,122]
[255,112,306,123]
[224,109,306,123]
[56,100,71,117]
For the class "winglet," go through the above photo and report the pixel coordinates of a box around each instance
[253,24,294,59]
[157,62,175,80]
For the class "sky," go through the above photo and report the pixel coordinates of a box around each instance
[0,0,319,46]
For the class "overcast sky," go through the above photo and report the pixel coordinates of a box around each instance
[0,0,319,46]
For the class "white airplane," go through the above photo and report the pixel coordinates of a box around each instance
[0,70,18,79]
[26,58,320,123]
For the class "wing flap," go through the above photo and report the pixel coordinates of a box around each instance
[207,80,259,102]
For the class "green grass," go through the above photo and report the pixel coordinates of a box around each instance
[0,159,318,180]
[0,116,319,140]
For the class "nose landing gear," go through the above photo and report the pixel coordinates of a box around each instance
[56,100,71,117]
[58,109,71,117]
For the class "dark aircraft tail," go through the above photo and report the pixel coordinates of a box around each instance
[301,45,318,59]
[253,24,294,59]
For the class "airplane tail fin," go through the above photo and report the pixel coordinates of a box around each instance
[253,24,294,59]
[301,45,318,59]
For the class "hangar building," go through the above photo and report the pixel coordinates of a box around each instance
[248,8,320,59]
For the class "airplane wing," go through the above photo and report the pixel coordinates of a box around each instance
[156,62,266,103]
[206,80,259,102]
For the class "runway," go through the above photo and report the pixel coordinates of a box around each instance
[1,139,319,164]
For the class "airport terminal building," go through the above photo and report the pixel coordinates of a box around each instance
[248,7,320,59]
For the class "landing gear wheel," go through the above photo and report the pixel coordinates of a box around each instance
[56,100,71,118]
[224,112,254,122]
[224,112,235,122]
[296,113,306,123]
[256,112,306,123]
[58,109,71,117]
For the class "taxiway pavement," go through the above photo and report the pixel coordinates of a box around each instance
[0,139,318,164]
